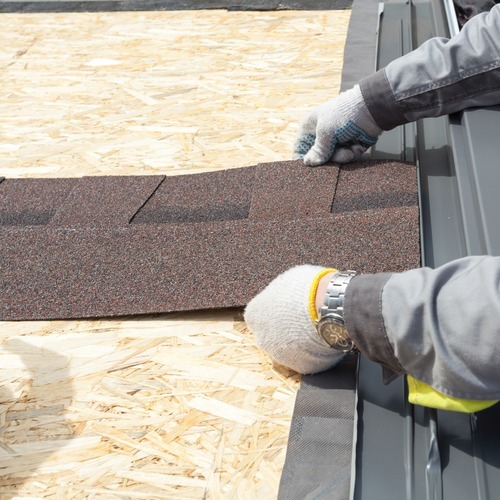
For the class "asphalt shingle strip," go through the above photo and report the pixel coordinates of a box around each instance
[0,177,78,226]
[249,162,339,220]
[333,160,418,213]
[50,175,165,227]
[0,160,420,320]
[131,168,255,225]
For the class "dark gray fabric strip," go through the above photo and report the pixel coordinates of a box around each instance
[0,0,353,13]
[340,0,380,91]
[278,357,357,500]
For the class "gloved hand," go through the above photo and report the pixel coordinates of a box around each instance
[293,85,383,166]
[244,265,346,374]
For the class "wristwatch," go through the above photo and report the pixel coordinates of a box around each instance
[316,270,359,353]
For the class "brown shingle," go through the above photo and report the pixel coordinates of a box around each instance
[0,160,420,320]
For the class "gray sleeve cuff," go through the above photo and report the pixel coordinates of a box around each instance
[359,70,408,131]
[345,273,404,384]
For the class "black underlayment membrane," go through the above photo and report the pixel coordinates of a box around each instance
[0,0,353,13]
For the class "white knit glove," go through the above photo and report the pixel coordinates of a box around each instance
[244,265,346,374]
[293,85,383,166]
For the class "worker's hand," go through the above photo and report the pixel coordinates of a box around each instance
[293,85,383,166]
[244,265,345,374]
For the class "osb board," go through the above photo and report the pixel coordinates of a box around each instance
[0,313,300,498]
[0,10,350,177]
[0,9,351,498]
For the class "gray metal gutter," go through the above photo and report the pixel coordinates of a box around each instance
[355,1,500,498]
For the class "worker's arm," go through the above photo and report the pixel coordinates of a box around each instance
[244,256,500,401]
[362,4,500,130]
[346,256,500,401]
[296,4,500,165]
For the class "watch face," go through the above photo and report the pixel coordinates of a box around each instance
[318,317,355,352]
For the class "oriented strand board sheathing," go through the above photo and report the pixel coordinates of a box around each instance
[0,9,356,498]
[0,312,299,499]
[0,160,419,321]
[0,10,351,178]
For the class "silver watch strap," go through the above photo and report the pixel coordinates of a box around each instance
[319,270,357,321]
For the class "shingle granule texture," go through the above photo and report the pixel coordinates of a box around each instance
[0,160,420,320]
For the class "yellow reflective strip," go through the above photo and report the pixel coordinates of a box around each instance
[407,376,498,413]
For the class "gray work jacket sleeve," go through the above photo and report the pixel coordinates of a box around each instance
[359,4,500,131]
[344,256,500,400]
